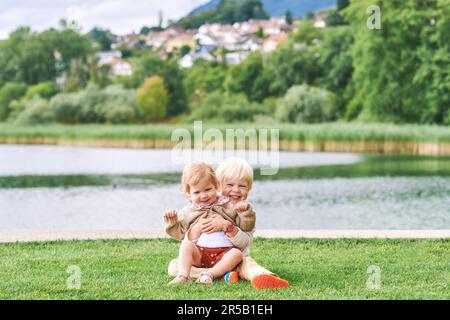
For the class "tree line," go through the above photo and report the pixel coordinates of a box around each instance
[0,0,449,125]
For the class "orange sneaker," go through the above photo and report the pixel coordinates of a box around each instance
[251,274,289,289]
[223,271,239,283]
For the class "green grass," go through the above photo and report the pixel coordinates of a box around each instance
[0,238,448,299]
[1,122,450,143]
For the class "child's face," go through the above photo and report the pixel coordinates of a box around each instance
[188,178,218,207]
[221,177,249,204]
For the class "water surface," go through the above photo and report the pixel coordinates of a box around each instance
[1,145,449,230]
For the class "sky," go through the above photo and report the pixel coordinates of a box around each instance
[0,0,211,39]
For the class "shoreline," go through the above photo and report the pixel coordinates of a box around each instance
[1,229,450,243]
[2,137,450,155]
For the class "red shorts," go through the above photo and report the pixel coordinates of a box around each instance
[196,246,232,268]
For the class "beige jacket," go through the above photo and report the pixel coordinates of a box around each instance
[164,202,256,241]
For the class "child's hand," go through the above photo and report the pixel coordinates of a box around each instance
[234,201,250,214]
[164,210,178,222]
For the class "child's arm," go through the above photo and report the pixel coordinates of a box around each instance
[163,209,184,240]
[164,210,178,223]
[186,212,208,241]
[234,201,250,213]
[235,202,256,232]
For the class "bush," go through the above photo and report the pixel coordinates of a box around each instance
[136,76,169,121]
[188,92,270,122]
[25,81,58,100]
[15,96,55,125]
[78,83,104,123]
[49,92,81,123]
[0,82,28,121]
[96,85,137,124]
[49,84,138,124]
[103,105,136,124]
[276,85,337,123]
[444,110,450,126]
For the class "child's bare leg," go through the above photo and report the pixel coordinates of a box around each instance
[170,241,202,284]
[178,241,202,277]
[208,248,243,279]
[168,258,207,279]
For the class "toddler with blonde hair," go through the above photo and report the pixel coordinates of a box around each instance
[164,161,255,284]
[167,158,289,288]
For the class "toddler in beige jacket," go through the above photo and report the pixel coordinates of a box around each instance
[167,157,289,288]
[164,161,255,284]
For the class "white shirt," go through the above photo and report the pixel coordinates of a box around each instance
[196,231,234,248]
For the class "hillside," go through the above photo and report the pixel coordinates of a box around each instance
[189,0,337,18]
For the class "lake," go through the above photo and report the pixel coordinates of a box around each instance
[1,145,450,230]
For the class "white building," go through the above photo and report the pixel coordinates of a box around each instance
[97,51,132,76]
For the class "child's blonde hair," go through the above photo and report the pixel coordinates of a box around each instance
[216,157,253,191]
[181,161,219,195]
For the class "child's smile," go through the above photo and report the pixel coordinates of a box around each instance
[221,178,249,204]
[189,179,218,207]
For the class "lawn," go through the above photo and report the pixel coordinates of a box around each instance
[0,238,448,300]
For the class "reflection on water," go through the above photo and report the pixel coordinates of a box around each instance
[0,145,362,176]
[1,145,450,230]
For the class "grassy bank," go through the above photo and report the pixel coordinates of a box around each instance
[1,123,450,155]
[0,238,448,299]
[1,122,450,142]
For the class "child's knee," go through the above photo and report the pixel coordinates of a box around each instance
[229,248,243,260]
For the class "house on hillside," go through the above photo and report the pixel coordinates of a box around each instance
[112,33,143,49]
[178,47,215,68]
[262,33,288,52]
[194,33,219,52]
[110,58,133,76]
[145,27,190,50]
[165,31,197,54]
[223,51,249,65]
[97,51,133,76]
[314,15,327,28]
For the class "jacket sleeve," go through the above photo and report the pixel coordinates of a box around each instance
[227,227,253,251]
[236,203,256,232]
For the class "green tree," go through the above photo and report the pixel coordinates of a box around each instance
[162,60,188,116]
[326,0,349,26]
[338,0,350,11]
[305,11,315,20]
[25,81,59,100]
[0,82,28,121]
[177,0,268,28]
[342,0,450,123]
[291,20,323,45]
[0,26,92,87]
[318,26,354,118]
[123,54,186,116]
[179,45,192,57]
[88,27,113,51]
[285,10,293,25]
[255,27,265,39]
[267,39,322,95]
[184,63,227,108]
[136,76,169,121]
[225,52,278,102]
